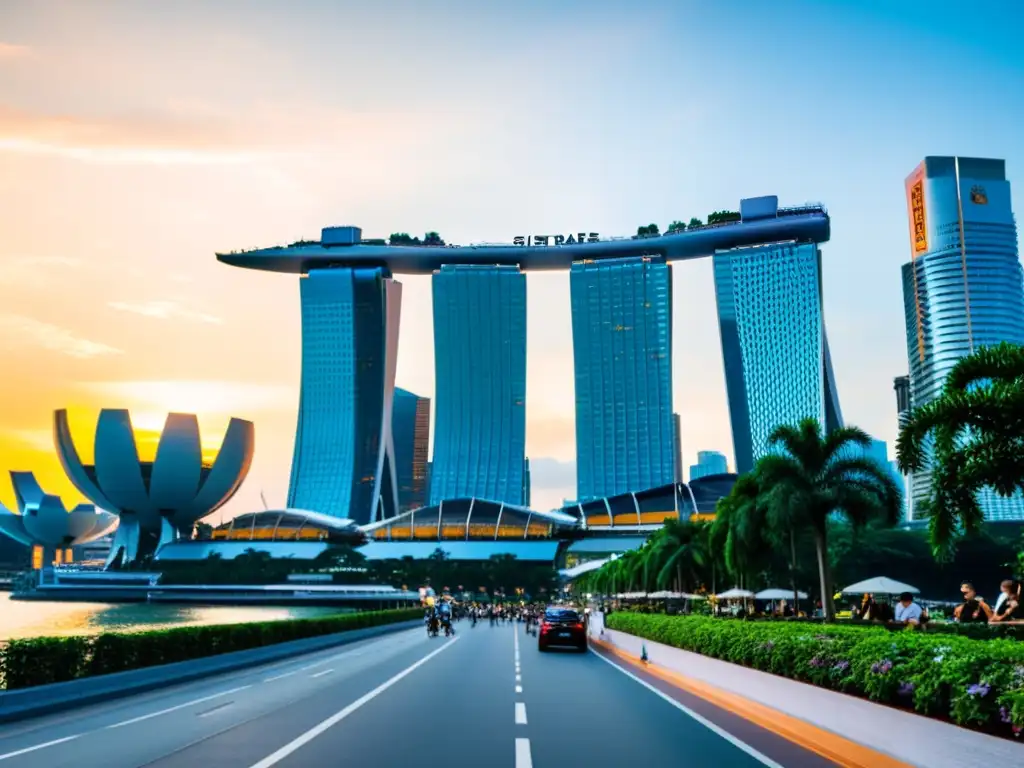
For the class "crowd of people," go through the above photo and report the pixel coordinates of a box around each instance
[852,579,1022,625]
[421,587,559,637]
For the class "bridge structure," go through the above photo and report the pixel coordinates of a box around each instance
[216,195,841,531]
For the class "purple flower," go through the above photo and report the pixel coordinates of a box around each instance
[898,681,915,697]
[871,659,893,674]
[966,683,990,698]
[809,656,825,668]
[833,660,850,671]
[1000,707,1012,724]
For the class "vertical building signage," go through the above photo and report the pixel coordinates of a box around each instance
[905,163,928,257]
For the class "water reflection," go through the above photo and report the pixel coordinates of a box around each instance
[0,593,340,640]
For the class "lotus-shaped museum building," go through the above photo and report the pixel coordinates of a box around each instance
[0,470,118,564]
[54,409,254,567]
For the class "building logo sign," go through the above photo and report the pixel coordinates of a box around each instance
[905,164,928,256]
[970,185,988,205]
[513,233,599,246]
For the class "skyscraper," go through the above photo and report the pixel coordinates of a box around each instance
[714,242,842,474]
[392,388,431,512]
[901,156,1024,521]
[287,268,401,524]
[430,265,527,505]
[522,457,532,508]
[689,450,729,481]
[570,256,674,502]
[893,375,913,520]
[672,413,684,484]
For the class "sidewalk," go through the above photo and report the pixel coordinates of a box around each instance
[590,613,1022,768]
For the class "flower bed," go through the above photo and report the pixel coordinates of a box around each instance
[605,612,1024,738]
[0,607,421,690]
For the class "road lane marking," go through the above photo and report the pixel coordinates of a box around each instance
[0,735,81,762]
[515,685,523,693]
[263,671,297,682]
[515,738,533,768]
[247,637,461,768]
[106,685,254,729]
[515,702,527,725]
[198,702,234,718]
[515,674,521,682]
[310,669,333,679]
[590,650,784,768]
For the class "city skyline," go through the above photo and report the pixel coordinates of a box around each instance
[1,1,1022,516]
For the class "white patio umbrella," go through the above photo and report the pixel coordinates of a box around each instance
[841,577,919,596]
[755,588,809,600]
[716,588,756,599]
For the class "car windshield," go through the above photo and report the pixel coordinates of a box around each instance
[545,608,579,622]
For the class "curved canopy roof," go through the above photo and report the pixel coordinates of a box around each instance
[218,203,829,275]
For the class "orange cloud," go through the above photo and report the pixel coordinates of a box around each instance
[0,314,122,359]
[108,301,222,324]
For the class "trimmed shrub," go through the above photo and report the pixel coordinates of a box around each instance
[1,608,420,690]
[606,613,1024,738]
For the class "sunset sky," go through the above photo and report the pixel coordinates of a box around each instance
[1,0,1022,517]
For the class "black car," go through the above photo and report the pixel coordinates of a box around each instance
[538,606,587,652]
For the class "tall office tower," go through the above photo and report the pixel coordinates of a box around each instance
[714,242,843,473]
[893,375,914,520]
[522,458,532,508]
[688,450,729,481]
[901,156,1024,521]
[392,388,431,512]
[287,268,401,524]
[570,256,674,502]
[672,413,684,484]
[430,265,527,505]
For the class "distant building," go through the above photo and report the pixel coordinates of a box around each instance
[571,256,675,501]
[522,458,532,508]
[689,451,728,481]
[901,156,1024,521]
[672,413,684,484]
[713,241,842,474]
[392,388,431,512]
[430,265,527,505]
[893,375,913,521]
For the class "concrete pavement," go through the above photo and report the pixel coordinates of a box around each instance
[0,619,842,767]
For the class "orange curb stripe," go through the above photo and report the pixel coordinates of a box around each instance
[591,636,913,768]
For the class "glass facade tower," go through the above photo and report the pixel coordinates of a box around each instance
[430,265,527,505]
[570,256,674,502]
[287,267,402,525]
[901,156,1024,521]
[713,242,842,473]
[689,450,728,481]
[392,388,431,512]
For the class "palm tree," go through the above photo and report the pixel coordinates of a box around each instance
[642,519,707,591]
[897,342,1024,558]
[757,418,903,620]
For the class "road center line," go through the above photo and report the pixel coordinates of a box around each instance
[310,669,333,679]
[247,637,461,768]
[107,685,253,729]
[515,738,533,768]
[515,685,523,693]
[263,671,297,683]
[515,674,521,682]
[515,702,528,725]
[589,649,784,768]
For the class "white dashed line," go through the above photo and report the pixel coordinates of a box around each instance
[0,735,81,762]
[515,702,528,725]
[106,685,253,729]
[263,671,297,682]
[515,737,533,768]
[515,685,523,693]
[310,669,334,679]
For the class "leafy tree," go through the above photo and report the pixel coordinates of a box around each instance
[423,231,445,246]
[389,232,421,245]
[757,418,903,620]
[897,342,1024,559]
[687,217,703,229]
[706,210,741,226]
[636,224,660,238]
[193,522,214,540]
[666,220,687,234]
[711,474,775,592]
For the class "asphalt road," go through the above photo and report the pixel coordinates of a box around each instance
[0,619,838,767]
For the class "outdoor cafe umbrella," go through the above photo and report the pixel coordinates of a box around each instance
[716,588,756,599]
[840,577,919,596]
[754,588,809,600]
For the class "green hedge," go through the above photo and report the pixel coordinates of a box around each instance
[1,608,421,690]
[606,613,1024,737]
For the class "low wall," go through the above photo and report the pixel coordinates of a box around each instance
[0,619,419,724]
[590,613,1020,768]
